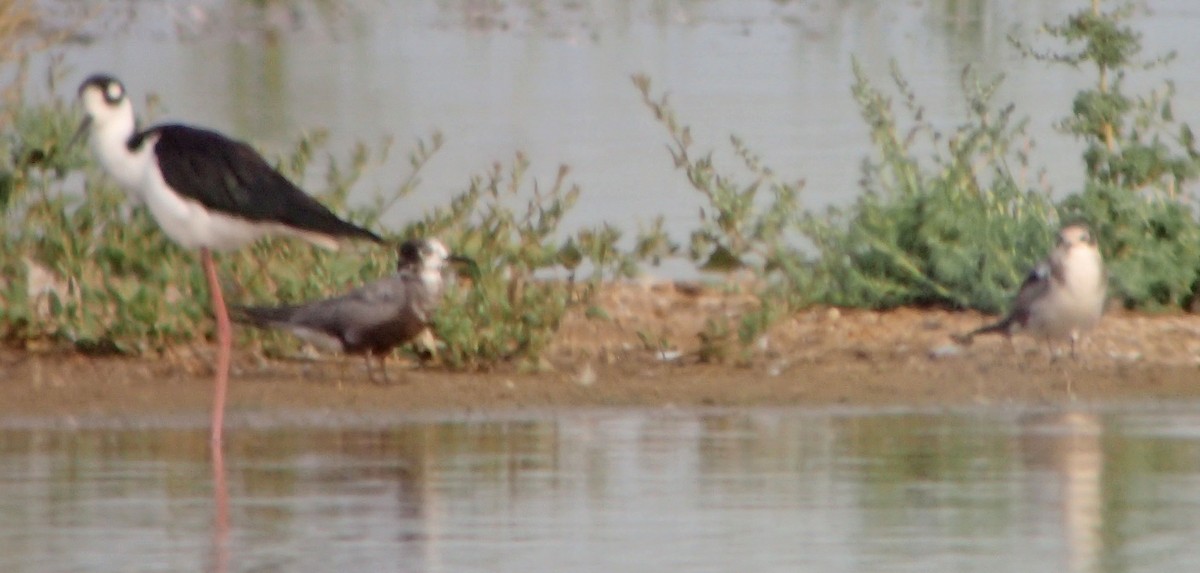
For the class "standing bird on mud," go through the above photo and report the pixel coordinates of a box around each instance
[75,74,383,445]
[955,224,1107,359]
[232,238,473,383]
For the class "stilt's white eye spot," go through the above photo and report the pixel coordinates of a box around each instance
[104,82,124,104]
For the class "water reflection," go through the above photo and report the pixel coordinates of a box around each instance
[211,442,230,573]
[4,407,1200,571]
[1018,412,1104,573]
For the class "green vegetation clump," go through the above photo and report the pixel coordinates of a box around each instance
[2,105,633,367]
[811,62,1056,313]
[635,0,1200,341]
[634,59,1058,352]
[1028,2,1200,309]
[1,2,639,366]
[408,155,640,369]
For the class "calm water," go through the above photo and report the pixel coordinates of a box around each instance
[3,405,1200,572]
[28,0,1200,254]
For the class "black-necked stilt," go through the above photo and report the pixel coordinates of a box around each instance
[232,238,473,382]
[76,73,384,444]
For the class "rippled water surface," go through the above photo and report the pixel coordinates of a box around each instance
[4,405,1200,572]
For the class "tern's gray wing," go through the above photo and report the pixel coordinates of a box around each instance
[956,257,1054,342]
[235,272,435,353]
[1005,258,1055,326]
[287,274,429,347]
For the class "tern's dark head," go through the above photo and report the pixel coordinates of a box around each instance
[397,238,475,273]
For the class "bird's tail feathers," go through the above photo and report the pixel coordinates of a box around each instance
[230,304,301,328]
[952,316,1015,346]
[289,212,383,247]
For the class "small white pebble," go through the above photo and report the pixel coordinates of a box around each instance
[767,360,789,377]
[928,344,963,360]
[1105,350,1142,362]
[575,363,597,387]
[656,350,683,362]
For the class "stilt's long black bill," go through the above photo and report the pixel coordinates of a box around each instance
[68,116,93,149]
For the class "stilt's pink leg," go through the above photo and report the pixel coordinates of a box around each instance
[202,248,231,446]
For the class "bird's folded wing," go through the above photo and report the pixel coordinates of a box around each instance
[147,124,381,241]
[1008,259,1053,321]
[290,275,416,330]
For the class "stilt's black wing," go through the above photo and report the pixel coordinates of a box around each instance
[135,124,382,243]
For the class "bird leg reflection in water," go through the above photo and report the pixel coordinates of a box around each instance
[209,433,230,573]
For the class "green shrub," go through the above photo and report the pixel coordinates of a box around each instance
[637,0,1200,329]
[1025,1,1200,309]
[414,156,640,369]
[0,72,636,367]
[636,61,1056,317]
[807,61,1057,312]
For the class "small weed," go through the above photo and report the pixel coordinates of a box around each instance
[696,318,732,364]
[422,155,639,369]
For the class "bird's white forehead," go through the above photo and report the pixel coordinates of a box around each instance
[80,88,105,114]
[1058,225,1092,244]
[81,82,123,116]
[425,239,449,259]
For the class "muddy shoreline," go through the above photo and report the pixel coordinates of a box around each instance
[3,283,1199,426]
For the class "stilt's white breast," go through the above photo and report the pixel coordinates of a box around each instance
[88,101,148,204]
[137,147,272,251]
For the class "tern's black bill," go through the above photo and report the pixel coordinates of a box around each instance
[448,254,480,279]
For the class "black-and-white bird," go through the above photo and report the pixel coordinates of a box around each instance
[232,238,471,382]
[76,74,383,444]
[955,224,1107,358]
